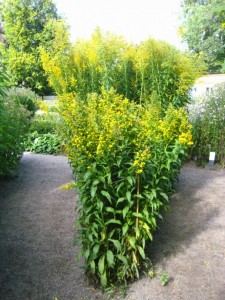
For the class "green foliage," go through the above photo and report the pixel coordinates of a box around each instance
[24,131,61,154]
[6,87,39,115]
[0,0,63,95]
[181,0,225,73]
[29,113,59,134]
[160,273,170,286]
[42,28,201,110]
[0,68,9,96]
[0,72,30,176]
[57,89,192,288]
[24,111,63,154]
[189,83,225,165]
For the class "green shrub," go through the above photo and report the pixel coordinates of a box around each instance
[24,112,63,154]
[29,113,59,134]
[6,87,39,116]
[24,131,61,154]
[189,83,225,166]
[0,88,30,176]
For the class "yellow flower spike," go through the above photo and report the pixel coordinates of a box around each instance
[136,169,143,174]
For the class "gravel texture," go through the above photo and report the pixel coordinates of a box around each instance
[0,154,225,300]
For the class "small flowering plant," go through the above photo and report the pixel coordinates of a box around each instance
[59,88,192,288]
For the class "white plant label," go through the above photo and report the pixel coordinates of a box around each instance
[209,152,216,161]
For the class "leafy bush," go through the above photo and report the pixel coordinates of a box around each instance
[24,109,63,154]
[6,87,39,116]
[24,131,61,154]
[189,83,225,165]
[29,113,59,134]
[0,77,30,176]
[60,89,192,288]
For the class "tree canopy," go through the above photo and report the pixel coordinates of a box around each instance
[0,0,62,95]
[181,0,225,73]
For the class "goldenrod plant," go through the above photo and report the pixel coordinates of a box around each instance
[41,28,201,109]
[41,29,199,288]
[57,89,192,287]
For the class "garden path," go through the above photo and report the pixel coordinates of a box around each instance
[0,153,225,300]
[0,153,107,300]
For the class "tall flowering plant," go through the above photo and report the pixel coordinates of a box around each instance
[59,88,192,287]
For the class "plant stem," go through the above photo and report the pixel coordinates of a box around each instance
[136,174,140,233]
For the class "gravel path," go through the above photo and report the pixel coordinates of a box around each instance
[0,154,225,300]
[0,153,106,300]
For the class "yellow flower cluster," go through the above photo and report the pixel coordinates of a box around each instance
[157,105,193,147]
[56,89,193,174]
[133,148,151,174]
[178,131,193,146]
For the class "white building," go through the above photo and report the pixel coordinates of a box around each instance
[192,74,225,98]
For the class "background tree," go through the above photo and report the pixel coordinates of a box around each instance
[181,0,225,73]
[0,0,62,95]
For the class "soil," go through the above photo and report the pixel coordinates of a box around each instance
[0,153,225,300]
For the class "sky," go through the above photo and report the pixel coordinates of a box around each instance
[54,0,184,49]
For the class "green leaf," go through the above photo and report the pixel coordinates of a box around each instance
[160,192,169,202]
[100,271,107,287]
[84,171,91,180]
[126,191,131,201]
[84,248,90,260]
[101,190,111,203]
[134,227,140,238]
[109,239,122,251]
[150,217,157,229]
[105,219,122,225]
[128,236,136,249]
[116,197,126,205]
[91,186,97,198]
[123,205,129,219]
[106,250,114,267]
[132,212,143,218]
[100,232,106,242]
[117,254,128,265]
[90,260,96,273]
[116,181,125,193]
[137,245,145,259]
[122,223,128,235]
[108,229,115,239]
[151,189,157,199]
[126,176,133,186]
[98,176,105,183]
[97,200,103,211]
[88,234,94,242]
[98,255,105,275]
[105,207,115,213]
[93,244,100,255]
[93,179,100,186]
[106,172,112,184]
[142,223,153,240]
